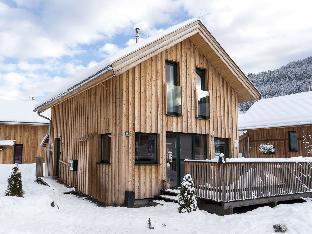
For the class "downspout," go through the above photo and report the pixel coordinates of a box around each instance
[37,111,52,176]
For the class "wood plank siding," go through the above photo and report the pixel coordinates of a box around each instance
[240,125,312,158]
[0,124,48,164]
[51,39,239,205]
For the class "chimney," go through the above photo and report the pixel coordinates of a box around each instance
[135,28,140,44]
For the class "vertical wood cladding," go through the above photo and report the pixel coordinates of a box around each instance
[51,39,239,205]
[0,124,48,164]
[240,125,312,158]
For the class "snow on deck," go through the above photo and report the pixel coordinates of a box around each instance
[239,91,312,130]
[1,164,312,233]
[0,99,50,124]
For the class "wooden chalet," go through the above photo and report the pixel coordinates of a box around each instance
[34,18,261,207]
[0,100,49,164]
[239,91,312,158]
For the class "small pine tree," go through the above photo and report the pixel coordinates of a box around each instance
[178,174,197,213]
[5,166,24,197]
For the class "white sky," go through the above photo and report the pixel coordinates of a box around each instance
[0,0,312,100]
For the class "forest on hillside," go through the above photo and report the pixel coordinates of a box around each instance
[240,56,312,112]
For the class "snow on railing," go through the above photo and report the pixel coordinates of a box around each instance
[184,156,312,163]
[185,159,312,202]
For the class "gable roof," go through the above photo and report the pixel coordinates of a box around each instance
[239,91,312,130]
[0,99,49,125]
[34,18,260,113]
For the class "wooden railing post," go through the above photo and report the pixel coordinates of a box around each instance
[35,156,44,178]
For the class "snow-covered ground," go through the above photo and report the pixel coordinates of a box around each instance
[1,164,312,234]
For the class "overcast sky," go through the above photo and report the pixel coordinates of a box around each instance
[1,0,312,100]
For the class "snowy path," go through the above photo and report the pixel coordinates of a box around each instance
[0,164,312,234]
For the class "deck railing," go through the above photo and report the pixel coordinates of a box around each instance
[185,160,312,202]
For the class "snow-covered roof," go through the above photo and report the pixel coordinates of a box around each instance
[0,140,15,146]
[0,99,50,125]
[239,91,312,130]
[34,18,260,113]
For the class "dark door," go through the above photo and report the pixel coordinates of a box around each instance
[166,133,207,188]
[13,144,23,164]
[166,133,179,188]
[214,138,230,158]
[54,138,61,177]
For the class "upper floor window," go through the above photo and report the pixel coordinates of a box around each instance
[195,68,210,119]
[288,131,298,152]
[100,134,111,163]
[166,61,182,116]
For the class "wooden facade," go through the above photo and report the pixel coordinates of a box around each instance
[49,39,243,205]
[0,123,48,164]
[240,125,312,158]
[36,20,259,206]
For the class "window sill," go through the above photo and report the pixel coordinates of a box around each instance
[166,113,182,117]
[96,161,111,165]
[196,116,210,120]
[135,162,160,165]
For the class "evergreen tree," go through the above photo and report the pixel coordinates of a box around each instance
[5,166,24,197]
[178,174,197,213]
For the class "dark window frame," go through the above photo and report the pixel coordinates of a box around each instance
[99,134,111,164]
[214,137,230,158]
[135,133,159,165]
[288,131,298,152]
[195,67,210,119]
[191,134,208,160]
[165,60,182,116]
[195,68,207,91]
[165,60,180,86]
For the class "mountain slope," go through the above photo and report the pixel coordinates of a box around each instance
[240,56,312,111]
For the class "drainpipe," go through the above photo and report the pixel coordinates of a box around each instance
[37,111,52,177]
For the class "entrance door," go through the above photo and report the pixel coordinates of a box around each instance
[166,133,178,188]
[214,138,229,158]
[166,133,207,188]
[13,144,23,164]
[54,138,61,177]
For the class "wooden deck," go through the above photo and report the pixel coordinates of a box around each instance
[185,160,312,211]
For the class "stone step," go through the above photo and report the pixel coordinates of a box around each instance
[158,194,179,203]
[160,189,180,196]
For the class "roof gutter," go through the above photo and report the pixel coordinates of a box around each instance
[34,65,113,113]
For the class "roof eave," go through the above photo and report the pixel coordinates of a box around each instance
[34,68,114,113]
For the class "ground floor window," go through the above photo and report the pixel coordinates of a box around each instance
[288,131,298,152]
[100,134,111,163]
[135,133,158,164]
[214,138,230,158]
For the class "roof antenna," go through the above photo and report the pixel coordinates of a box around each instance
[135,28,140,44]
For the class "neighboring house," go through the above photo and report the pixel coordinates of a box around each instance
[0,99,49,164]
[239,91,312,158]
[34,19,260,206]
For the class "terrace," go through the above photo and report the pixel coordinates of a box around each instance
[185,158,312,214]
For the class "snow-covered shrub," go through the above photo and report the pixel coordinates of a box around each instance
[178,174,197,213]
[5,166,24,197]
[259,143,275,154]
[303,133,312,156]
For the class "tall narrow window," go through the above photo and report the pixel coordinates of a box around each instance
[100,134,111,163]
[193,134,207,160]
[166,61,182,116]
[196,68,209,119]
[135,133,158,164]
[288,131,298,152]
